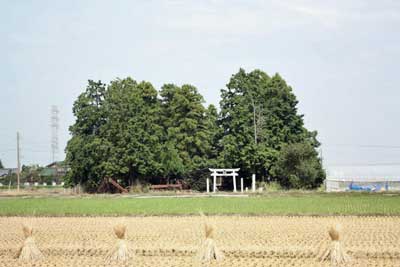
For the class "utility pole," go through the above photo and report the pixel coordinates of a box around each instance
[16,131,21,192]
[250,96,257,191]
[251,97,257,145]
[320,147,324,168]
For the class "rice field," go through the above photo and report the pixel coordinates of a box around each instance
[1,193,400,216]
[1,216,400,266]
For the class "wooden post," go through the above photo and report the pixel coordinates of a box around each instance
[206,178,210,193]
[252,174,256,192]
[240,178,243,193]
[213,172,217,193]
[233,174,237,192]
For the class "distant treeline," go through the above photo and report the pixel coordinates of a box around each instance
[65,68,325,191]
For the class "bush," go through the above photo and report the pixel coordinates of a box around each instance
[257,181,282,192]
[317,180,326,192]
[271,142,325,189]
[129,183,150,193]
[182,168,209,191]
[267,181,283,192]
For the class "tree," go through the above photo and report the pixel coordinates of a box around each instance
[65,71,325,191]
[219,69,324,187]
[261,73,307,147]
[0,159,3,169]
[219,69,276,179]
[69,80,106,136]
[21,164,41,183]
[65,80,107,190]
[100,78,163,185]
[205,104,221,166]
[270,142,325,189]
[65,78,165,191]
[159,141,185,180]
[159,84,214,178]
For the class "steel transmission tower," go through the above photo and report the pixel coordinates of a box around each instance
[51,105,59,163]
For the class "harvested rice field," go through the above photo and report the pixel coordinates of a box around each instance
[1,216,400,266]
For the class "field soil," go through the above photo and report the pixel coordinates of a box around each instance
[1,216,399,266]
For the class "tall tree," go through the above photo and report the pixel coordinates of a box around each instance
[205,104,220,166]
[159,84,213,178]
[219,69,276,178]
[261,73,307,147]
[219,69,324,187]
[65,80,107,190]
[0,159,3,169]
[100,78,163,185]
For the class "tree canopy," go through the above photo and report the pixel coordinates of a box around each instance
[65,69,325,191]
[0,159,3,169]
[159,84,215,176]
[65,78,217,191]
[218,69,323,187]
[270,142,325,189]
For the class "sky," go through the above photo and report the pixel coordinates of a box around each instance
[1,0,400,178]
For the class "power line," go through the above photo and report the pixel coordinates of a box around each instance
[327,162,400,167]
[0,148,17,152]
[323,144,400,149]
[22,150,50,153]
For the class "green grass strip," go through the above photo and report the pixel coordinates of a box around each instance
[1,193,400,216]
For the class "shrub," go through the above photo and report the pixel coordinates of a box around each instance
[271,142,325,189]
[182,168,209,191]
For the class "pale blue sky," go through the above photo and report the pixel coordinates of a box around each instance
[1,0,400,177]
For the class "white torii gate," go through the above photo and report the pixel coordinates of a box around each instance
[209,168,240,193]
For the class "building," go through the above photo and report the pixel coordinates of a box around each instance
[39,161,69,182]
[0,169,9,177]
[0,168,17,178]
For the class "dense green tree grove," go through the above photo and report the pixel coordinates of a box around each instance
[219,69,323,187]
[65,69,325,191]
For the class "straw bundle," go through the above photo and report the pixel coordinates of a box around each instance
[106,224,133,262]
[16,225,43,261]
[196,214,224,263]
[319,225,351,267]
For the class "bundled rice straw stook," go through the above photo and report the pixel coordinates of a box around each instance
[318,224,351,267]
[196,213,224,264]
[106,224,134,262]
[16,225,44,261]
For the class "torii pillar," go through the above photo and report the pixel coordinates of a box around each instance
[212,172,217,193]
[233,173,237,193]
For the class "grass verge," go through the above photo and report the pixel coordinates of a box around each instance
[0,193,400,216]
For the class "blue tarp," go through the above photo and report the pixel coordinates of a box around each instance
[348,181,389,192]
